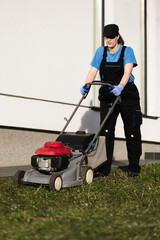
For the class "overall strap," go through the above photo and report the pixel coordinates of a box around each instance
[102,46,108,59]
[119,46,126,61]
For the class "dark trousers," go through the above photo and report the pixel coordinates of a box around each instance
[100,100,142,174]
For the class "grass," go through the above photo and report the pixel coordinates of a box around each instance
[1,163,160,240]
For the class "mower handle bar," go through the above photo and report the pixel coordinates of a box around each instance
[85,81,114,88]
[59,81,117,136]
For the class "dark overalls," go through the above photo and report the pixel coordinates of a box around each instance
[98,46,142,175]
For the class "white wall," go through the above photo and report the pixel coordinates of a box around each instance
[147,0,160,116]
[0,94,99,132]
[0,0,95,104]
[0,0,159,143]
[0,0,94,123]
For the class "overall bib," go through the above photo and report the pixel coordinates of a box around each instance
[98,46,142,175]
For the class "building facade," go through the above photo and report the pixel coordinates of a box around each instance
[0,0,159,167]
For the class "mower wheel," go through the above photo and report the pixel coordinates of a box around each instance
[13,170,25,187]
[81,166,94,185]
[49,174,62,191]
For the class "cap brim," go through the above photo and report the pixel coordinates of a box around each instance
[104,34,117,39]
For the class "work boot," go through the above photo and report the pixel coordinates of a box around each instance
[128,171,139,177]
[94,161,110,177]
[128,164,141,177]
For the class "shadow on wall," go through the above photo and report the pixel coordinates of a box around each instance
[78,108,119,162]
[78,106,116,161]
[78,108,100,133]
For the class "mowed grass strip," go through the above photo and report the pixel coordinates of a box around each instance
[0,163,160,240]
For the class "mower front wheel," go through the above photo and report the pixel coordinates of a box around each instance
[81,166,94,185]
[49,174,62,191]
[13,170,25,187]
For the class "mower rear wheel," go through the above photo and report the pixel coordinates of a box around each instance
[81,166,94,185]
[49,174,62,191]
[13,170,25,187]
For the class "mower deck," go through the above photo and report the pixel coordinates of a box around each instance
[23,153,83,188]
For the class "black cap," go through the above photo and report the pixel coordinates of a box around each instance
[103,24,119,38]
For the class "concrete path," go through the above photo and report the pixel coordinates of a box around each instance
[0,159,159,179]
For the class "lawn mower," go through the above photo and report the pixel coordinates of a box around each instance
[13,81,121,191]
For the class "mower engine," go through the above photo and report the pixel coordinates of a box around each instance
[31,141,72,173]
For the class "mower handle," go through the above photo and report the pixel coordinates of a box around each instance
[83,81,115,99]
[86,81,115,88]
[59,81,117,136]
[59,94,86,136]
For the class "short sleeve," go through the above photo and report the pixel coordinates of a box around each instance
[90,47,104,70]
[124,47,137,67]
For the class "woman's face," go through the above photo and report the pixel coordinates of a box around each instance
[104,35,119,48]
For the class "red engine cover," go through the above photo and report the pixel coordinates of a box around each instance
[35,141,71,156]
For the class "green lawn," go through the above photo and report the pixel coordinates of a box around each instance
[1,163,160,240]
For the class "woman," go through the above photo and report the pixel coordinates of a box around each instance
[80,24,142,177]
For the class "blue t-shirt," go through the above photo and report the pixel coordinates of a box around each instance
[90,44,137,82]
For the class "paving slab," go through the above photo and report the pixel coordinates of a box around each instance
[0,165,31,178]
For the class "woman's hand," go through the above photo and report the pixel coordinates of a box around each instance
[80,85,90,95]
[110,84,124,96]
